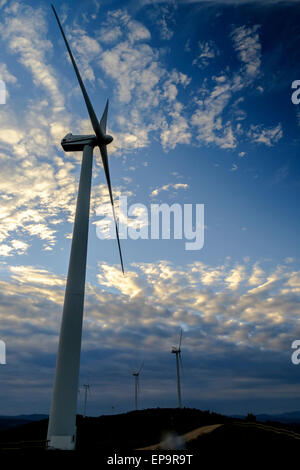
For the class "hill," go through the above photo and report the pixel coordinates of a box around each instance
[0,408,300,462]
[0,414,48,432]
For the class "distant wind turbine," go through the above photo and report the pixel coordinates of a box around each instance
[47,5,124,451]
[83,384,91,418]
[133,361,144,411]
[171,329,183,409]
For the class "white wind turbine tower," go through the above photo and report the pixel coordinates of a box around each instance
[83,384,90,418]
[47,5,124,450]
[171,329,183,408]
[132,362,144,411]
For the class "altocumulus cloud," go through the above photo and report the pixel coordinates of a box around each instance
[0,258,299,414]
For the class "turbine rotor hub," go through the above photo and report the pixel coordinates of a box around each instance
[104,134,113,145]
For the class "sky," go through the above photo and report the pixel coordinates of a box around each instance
[0,0,300,417]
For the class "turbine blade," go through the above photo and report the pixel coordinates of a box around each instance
[99,144,124,274]
[138,361,144,375]
[178,328,182,350]
[179,352,184,376]
[100,99,109,134]
[52,4,105,141]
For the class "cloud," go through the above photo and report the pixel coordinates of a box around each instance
[150,183,189,197]
[161,103,192,150]
[248,263,265,285]
[0,63,17,84]
[0,244,12,256]
[156,0,300,4]
[231,25,261,79]
[0,2,64,112]
[0,257,299,413]
[97,263,145,298]
[99,10,151,46]
[191,76,237,149]
[97,9,193,155]
[100,39,161,105]
[193,41,218,68]
[248,123,283,146]
[67,23,102,82]
[225,265,246,289]
[0,2,101,252]
[0,128,23,144]
[190,25,264,150]
[152,2,177,41]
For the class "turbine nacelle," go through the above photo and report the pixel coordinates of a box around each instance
[172,347,180,354]
[61,133,97,152]
[61,133,113,152]
[133,361,144,377]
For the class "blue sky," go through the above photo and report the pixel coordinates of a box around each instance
[0,0,300,417]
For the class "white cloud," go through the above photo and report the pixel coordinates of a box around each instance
[248,123,283,146]
[0,63,17,84]
[98,9,192,154]
[67,24,102,82]
[99,25,123,44]
[0,128,23,144]
[225,265,246,290]
[150,182,189,197]
[189,25,263,150]
[157,16,174,40]
[248,263,265,285]
[97,263,144,298]
[191,78,237,149]
[0,2,64,112]
[99,10,150,46]
[231,25,261,79]
[170,0,299,4]
[154,2,177,40]
[100,41,162,105]
[161,103,192,150]
[0,244,12,256]
[10,239,29,254]
[0,258,299,413]
[0,3,89,251]
[193,41,218,68]
[9,265,65,287]
[0,239,29,257]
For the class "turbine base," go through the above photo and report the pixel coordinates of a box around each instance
[48,434,76,450]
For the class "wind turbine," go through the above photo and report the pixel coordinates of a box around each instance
[47,5,124,450]
[171,329,183,409]
[132,361,144,411]
[83,384,91,418]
